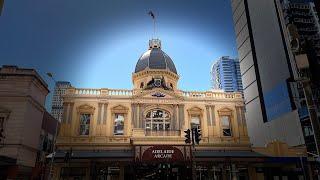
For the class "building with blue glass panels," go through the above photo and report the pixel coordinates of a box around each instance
[211,56,243,92]
[231,0,305,149]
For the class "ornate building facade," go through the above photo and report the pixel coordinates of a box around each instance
[53,39,307,180]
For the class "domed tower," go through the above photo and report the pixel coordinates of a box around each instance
[132,39,179,91]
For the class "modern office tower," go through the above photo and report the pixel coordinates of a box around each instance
[279,0,320,156]
[282,0,320,60]
[231,0,305,148]
[51,81,71,122]
[211,56,243,92]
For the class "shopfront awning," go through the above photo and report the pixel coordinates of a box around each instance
[46,150,134,160]
[194,150,308,164]
[195,150,266,158]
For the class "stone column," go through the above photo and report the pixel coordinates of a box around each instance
[131,104,137,128]
[103,103,108,125]
[97,103,102,125]
[236,106,242,125]
[172,105,177,130]
[178,104,185,129]
[241,108,246,126]
[211,105,216,126]
[136,104,140,128]
[175,105,179,130]
[139,104,145,128]
[65,103,70,124]
[206,105,211,126]
[62,103,68,124]
[68,103,74,136]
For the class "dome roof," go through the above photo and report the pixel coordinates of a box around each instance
[135,39,177,74]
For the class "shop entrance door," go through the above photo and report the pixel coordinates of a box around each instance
[134,163,192,180]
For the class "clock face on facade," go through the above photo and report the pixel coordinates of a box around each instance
[154,79,162,87]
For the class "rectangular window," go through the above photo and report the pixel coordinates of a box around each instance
[190,116,200,129]
[264,82,292,122]
[304,126,314,137]
[114,114,124,135]
[79,114,90,135]
[221,116,232,136]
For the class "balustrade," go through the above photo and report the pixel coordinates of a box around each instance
[70,88,239,99]
[145,130,181,136]
[73,88,133,96]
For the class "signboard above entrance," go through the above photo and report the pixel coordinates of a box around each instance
[135,145,192,163]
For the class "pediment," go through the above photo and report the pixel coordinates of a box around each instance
[187,106,203,115]
[133,88,182,100]
[217,107,233,116]
[77,104,95,113]
[218,107,233,112]
[111,105,129,113]
[112,105,129,111]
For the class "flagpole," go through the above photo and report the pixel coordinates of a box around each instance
[148,11,156,39]
[153,17,156,38]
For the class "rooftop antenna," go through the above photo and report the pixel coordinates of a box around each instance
[148,10,156,38]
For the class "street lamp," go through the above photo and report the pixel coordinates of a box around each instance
[46,72,59,180]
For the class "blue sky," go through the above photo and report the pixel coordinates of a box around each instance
[0,0,238,110]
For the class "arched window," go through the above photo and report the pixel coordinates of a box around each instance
[145,109,171,131]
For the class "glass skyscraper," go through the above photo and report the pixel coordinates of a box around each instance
[211,56,243,92]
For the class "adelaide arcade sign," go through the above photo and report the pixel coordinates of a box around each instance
[135,145,192,163]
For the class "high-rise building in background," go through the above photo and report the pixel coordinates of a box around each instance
[280,0,320,155]
[211,56,243,92]
[282,0,320,60]
[231,0,305,149]
[51,81,71,122]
